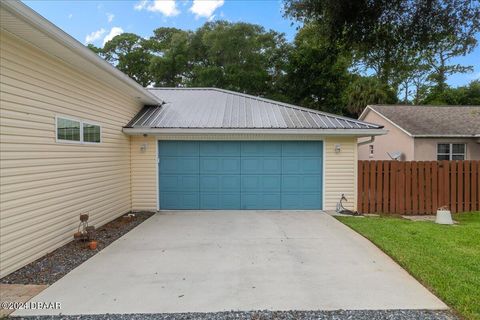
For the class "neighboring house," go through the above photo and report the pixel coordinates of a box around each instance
[0,1,385,277]
[358,105,480,161]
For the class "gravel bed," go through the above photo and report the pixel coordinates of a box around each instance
[11,310,458,320]
[1,212,155,285]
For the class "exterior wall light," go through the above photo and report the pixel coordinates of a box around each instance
[334,144,341,153]
[140,143,148,153]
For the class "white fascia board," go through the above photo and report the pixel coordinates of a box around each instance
[1,0,160,105]
[358,105,372,120]
[123,128,388,136]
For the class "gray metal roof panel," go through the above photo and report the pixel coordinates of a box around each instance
[126,88,383,130]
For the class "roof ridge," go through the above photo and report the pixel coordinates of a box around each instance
[148,87,381,128]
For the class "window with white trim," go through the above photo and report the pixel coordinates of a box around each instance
[56,117,101,144]
[437,143,466,160]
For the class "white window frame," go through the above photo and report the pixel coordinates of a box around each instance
[436,143,466,160]
[56,115,102,144]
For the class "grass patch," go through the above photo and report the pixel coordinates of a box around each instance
[336,212,480,320]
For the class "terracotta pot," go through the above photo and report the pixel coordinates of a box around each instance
[89,241,98,250]
[73,231,82,240]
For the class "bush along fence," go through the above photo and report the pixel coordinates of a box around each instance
[357,160,480,214]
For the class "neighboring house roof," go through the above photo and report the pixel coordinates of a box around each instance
[360,105,480,137]
[0,0,160,105]
[124,88,385,134]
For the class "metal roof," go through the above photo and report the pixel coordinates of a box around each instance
[362,105,480,136]
[126,88,383,130]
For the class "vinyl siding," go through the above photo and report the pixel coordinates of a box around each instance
[130,134,358,211]
[324,136,357,210]
[131,136,157,211]
[0,31,143,277]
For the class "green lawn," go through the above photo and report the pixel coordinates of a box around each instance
[336,212,480,320]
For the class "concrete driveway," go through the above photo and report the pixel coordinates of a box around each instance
[14,211,446,316]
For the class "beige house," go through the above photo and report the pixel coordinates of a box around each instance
[358,105,480,161]
[0,1,385,277]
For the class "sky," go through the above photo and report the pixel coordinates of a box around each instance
[24,0,480,88]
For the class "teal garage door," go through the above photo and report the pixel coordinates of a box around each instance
[158,141,322,209]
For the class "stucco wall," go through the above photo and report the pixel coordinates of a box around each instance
[129,134,358,211]
[358,110,414,160]
[414,138,480,160]
[0,31,143,277]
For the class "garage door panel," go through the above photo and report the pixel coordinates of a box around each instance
[282,175,321,191]
[160,158,199,174]
[200,175,240,192]
[282,193,322,209]
[282,141,323,156]
[282,158,322,174]
[200,158,241,174]
[242,193,281,209]
[241,175,281,192]
[241,141,281,156]
[200,193,241,209]
[159,141,199,157]
[241,158,281,174]
[161,192,199,209]
[160,175,199,191]
[158,141,323,210]
[200,141,240,156]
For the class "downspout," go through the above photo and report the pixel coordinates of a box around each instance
[357,136,375,146]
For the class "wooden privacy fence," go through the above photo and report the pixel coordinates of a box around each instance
[358,160,480,214]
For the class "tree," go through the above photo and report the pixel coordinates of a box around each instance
[423,80,480,105]
[187,21,290,97]
[344,76,398,117]
[283,24,351,114]
[148,28,192,87]
[102,33,153,87]
[420,1,480,93]
[283,0,480,97]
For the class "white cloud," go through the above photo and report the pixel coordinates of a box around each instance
[134,0,148,10]
[68,13,73,19]
[103,27,124,45]
[85,28,106,44]
[106,13,115,23]
[189,0,224,19]
[134,0,180,17]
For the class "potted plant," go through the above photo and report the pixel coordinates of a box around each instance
[89,240,98,250]
[435,205,453,225]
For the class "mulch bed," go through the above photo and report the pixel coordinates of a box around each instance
[1,212,155,285]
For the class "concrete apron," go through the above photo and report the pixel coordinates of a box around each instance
[14,211,447,316]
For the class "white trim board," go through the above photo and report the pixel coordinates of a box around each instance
[124,128,387,136]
